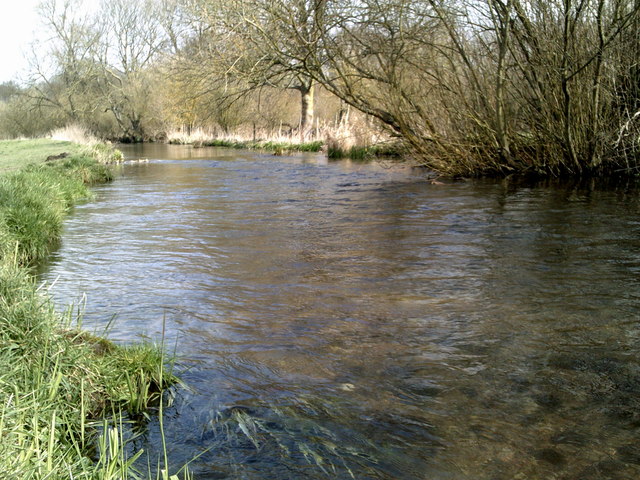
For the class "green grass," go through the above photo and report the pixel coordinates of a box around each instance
[327,142,405,160]
[0,140,181,479]
[248,140,324,153]
[0,261,177,477]
[0,157,113,265]
[0,139,123,172]
[0,139,84,170]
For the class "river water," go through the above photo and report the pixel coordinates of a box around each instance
[40,143,640,479]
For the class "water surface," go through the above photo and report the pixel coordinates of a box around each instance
[41,144,640,479]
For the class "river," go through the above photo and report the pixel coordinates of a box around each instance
[40,143,640,479]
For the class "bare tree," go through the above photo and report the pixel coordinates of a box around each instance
[183,0,327,139]
[94,0,169,140]
[27,0,172,140]
[22,0,640,174]
[29,0,104,125]
[302,0,640,175]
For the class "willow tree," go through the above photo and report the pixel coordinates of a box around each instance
[294,0,640,175]
[94,0,169,140]
[301,0,478,170]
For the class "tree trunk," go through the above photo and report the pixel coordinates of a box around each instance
[561,0,581,172]
[588,0,606,168]
[492,0,515,167]
[299,82,314,140]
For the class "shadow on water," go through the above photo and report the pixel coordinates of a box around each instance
[40,144,640,479]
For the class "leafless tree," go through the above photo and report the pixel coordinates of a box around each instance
[29,0,104,125]
[300,0,640,175]
[182,0,328,139]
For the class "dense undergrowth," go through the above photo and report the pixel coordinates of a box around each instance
[0,143,180,479]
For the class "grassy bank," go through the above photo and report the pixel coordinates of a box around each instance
[0,140,178,479]
[0,139,84,171]
[168,134,407,160]
[165,125,397,159]
[200,138,324,154]
[0,138,124,173]
[169,136,324,154]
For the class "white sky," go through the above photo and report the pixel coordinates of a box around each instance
[0,0,100,84]
[0,0,42,83]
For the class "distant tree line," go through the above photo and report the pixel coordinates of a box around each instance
[0,0,639,176]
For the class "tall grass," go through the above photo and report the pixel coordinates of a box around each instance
[0,156,112,265]
[50,124,101,145]
[167,128,324,154]
[0,259,174,473]
[49,125,124,164]
[203,138,323,153]
[166,124,404,159]
[0,144,181,479]
[326,141,405,160]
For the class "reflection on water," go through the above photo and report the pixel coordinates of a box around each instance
[41,144,640,479]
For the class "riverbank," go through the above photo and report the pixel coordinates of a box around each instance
[0,139,177,479]
[167,136,406,160]
[165,126,404,160]
[168,135,324,154]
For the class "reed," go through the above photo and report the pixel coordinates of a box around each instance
[49,124,101,146]
[166,128,324,154]
[326,142,405,160]
[323,119,404,161]
[166,121,400,160]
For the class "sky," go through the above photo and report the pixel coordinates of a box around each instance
[0,0,99,84]
[0,0,42,83]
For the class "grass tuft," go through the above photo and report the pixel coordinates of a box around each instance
[326,139,405,160]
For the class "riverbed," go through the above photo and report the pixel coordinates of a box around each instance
[40,144,640,479]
